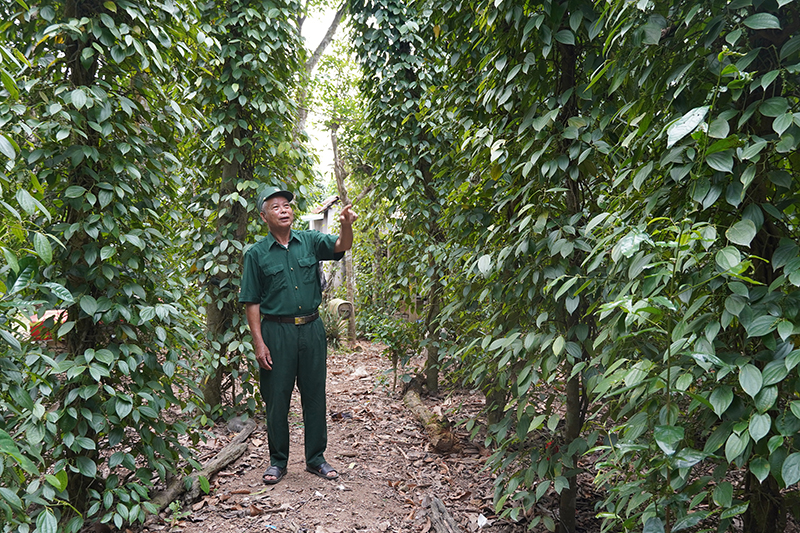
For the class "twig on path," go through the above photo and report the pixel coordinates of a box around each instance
[429,496,465,533]
[402,378,457,453]
[149,418,257,514]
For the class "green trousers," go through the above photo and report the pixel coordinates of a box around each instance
[259,317,328,469]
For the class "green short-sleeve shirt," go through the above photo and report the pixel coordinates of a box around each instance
[239,230,343,316]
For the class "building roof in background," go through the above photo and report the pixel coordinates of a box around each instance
[312,195,339,214]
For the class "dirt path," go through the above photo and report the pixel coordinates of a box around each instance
[150,343,506,533]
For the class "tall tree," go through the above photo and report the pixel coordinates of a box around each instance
[189,0,314,416]
[350,0,453,392]
[0,0,205,529]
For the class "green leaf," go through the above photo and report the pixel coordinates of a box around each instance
[75,456,97,477]
[0,429,38,474]
[2,247,19,274]
[16,188,37,215]
[749,413,771,442]
[1,70,19,99]
[654,425,684,455]
[726,220,756,246]
[777,320,794,341]
[739,364,763,398]
[36,509,58,533]
[0,329,22,351]
[643,518,665,533]
[116,398,133,419]
[780,34,800,60]
[762,359,788,386]
[720,502,749,520]
[42,282,74,302]
[743,13,781,30]
[745,316,778,338]
[477,254,492,275]
[58,321,75,337]
[750,456,770,483]
[555,29,575,45]
[667,106,709,147]
[716,246,742,272]
[71,88,87,109]
[33,233,53,264]
[725,432,748,462]
[781,452,800,486]
[672,510,710,531]
[773,113,793,136]
[65,185,87,198]
[100,246,116,260]
[713,481,733,507]
[0,487,22,509]
[706,151,733,172]
[45,469,68,491]
[199,475,210,494]
[633,162,653,190]
[0,133,17,160]
[759,97,788,117]
[708,117,730,139]
[673,448,706,468]
[80,295,98,316]
[552,335,565,356]
[754,386,777,412]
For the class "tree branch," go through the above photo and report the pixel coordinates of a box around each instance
[306,2,347,74]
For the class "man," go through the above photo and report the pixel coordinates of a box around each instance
[239,185,357,484]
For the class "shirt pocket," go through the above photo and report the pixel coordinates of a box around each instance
[262,262,287,296]
[297,256,319,287]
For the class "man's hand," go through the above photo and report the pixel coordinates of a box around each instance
[339,204,358,225]
[334,205,358,253]
[255,342,273,370]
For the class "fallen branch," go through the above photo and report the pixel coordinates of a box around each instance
[403,378,457,453]
[429,496,465,533]
[149,418,257,513]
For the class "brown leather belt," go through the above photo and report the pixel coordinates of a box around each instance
[262,311,319,325]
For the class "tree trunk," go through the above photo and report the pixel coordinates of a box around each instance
[63,0,104,514]
[331,123,356,342]
[424,285,441,393]
[202,127,248,409]
[296,3,347,134]
[743,471,786,533]
[372,228,382,306]
[558,369,581,533]
[555,24,583,533]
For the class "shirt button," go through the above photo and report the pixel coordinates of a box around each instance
[295,286,298,289]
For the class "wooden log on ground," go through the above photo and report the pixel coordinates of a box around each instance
[149,418,257,513]
[402,379,457,453]
[429,496,465,533]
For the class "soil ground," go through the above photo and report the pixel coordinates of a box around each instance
[132,342,799,533]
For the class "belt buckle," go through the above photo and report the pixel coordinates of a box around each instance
[294,316,303,325]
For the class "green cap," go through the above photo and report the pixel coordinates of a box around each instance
[256,186,293,210]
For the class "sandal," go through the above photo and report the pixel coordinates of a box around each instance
[262,465,286,485]
[306,462,339,480]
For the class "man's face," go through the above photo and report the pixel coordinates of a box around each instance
[261,195,294,231]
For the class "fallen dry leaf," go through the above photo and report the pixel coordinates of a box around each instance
[249,504,263,516]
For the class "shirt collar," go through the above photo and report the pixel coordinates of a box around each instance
[265,230,298,249]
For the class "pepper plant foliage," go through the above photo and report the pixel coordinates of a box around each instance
[350,0,800,530]
[185,0,315,417]
[1,0,208,531]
